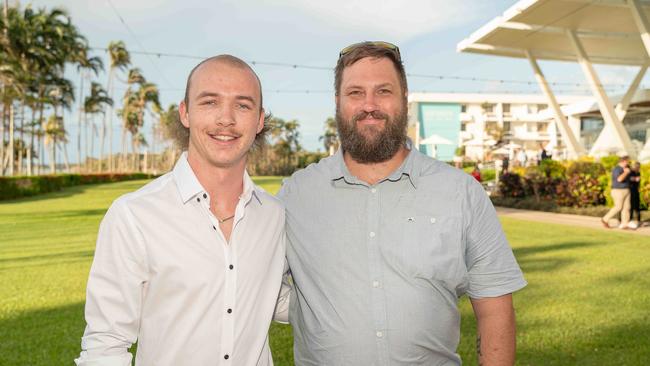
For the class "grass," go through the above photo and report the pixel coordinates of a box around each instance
[1,178,648,365]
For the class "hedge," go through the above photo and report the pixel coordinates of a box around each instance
[0,173,157,200]
[497,156,649,210]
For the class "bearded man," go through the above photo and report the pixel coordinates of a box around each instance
[278,42,527,366]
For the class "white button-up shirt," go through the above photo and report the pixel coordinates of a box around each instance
[76,154,286,366]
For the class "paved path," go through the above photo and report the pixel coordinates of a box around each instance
[495,207,650,237]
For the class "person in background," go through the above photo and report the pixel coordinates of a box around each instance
[629,161,642,228]
[602,155,633,230]
[471,165,482,182]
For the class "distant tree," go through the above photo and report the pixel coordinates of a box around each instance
[319,117,338,155]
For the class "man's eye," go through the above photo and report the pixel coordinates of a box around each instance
[237,103,252,110]
[348,90,362,96]
[200,100,216,105]
[378,89,391,94]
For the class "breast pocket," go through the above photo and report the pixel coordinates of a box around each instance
[402,214,465,285]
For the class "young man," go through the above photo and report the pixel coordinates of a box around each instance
[279,42,527,365]
[76,55,286,365]
[602,155,633,229]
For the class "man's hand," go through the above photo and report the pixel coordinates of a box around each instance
[470,294,516,366]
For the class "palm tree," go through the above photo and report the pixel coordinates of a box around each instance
[44,114,66,173]
[83,82,112,171]
[319,117,338,155]
[104,40,130,172]
[73,46,103,172]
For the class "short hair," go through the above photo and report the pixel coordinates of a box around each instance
[177,55,270,150]
[619,155,630,162]
[334,42,408,96]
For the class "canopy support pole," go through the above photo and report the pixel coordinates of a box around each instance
[525,50,585,158]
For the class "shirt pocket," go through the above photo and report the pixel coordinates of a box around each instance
[401,213,466,287]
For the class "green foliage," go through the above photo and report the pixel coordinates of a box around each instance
[498,172,526,198]
[522,167,558,203]
[538,159,566,179]
[0,173,156,200]
[566,161,606,177]
[555,173,606,207]
[599,155,620,172]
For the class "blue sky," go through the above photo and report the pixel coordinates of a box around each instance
[29,0,649,153]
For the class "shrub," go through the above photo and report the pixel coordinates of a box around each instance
[0,173,155,200]
[555,173,606,207]
[566,161,606,177]
[522,168,558,202]
[538,159,566,179]
[498,172,527,198]
[600,155,619,172]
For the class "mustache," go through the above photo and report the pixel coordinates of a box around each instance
[351,110,390,123]
[206,128,241,137]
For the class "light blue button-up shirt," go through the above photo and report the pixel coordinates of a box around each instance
[278,147,526,366]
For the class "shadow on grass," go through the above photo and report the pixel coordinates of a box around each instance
[0,209,108,221]
[511,241,601,273]
[1,185,92,204]
[516,320,650,365]
[0,302,88,365]
[0,249,95,266]
[514,241,602,257]
[0,302,293,366]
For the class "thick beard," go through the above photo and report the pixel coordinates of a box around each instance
[336,106,408,164]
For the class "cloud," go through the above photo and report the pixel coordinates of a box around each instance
[225,0,486,41]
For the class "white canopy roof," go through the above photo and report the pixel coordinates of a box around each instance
[458,0,650,66]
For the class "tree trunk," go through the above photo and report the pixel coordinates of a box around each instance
[61,140,71,172]
[98,112,106,173]
[89,119,96,172]
[8,103,14,176]
[77,74,85,173]
[50,137,56,174]
[28,107,36,176]
[105,68,115,173]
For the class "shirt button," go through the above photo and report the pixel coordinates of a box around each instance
[372,281,380,288]
[369,231,376,238]
[224,354,229,360]
[376,331,383,338]
[212,225,216,230]
[370,188,377,193]
[203,193,207,199]
[229,264,234,270]
[196,197,200,202]
[227,308,232,314]
[430,217,436,224]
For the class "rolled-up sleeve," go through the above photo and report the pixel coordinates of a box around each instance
[464,179,527,299]
[75,200,149,366]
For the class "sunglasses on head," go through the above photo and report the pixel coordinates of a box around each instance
[339,41,401,61]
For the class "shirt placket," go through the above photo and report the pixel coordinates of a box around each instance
[197,192,238,363]
[366,184,389,365]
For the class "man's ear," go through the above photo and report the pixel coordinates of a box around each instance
[257,109,265,133]
[179,100,190,128]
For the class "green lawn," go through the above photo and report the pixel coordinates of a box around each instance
[1,179,648,365]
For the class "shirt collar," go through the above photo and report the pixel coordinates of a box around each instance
[328,139,420,188]
[172,152,260,205]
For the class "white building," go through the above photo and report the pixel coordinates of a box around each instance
[408,92,589,162]
[408,90,650,162]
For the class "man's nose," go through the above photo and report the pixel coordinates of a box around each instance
[362,93,379,112]
[216,106,235,126]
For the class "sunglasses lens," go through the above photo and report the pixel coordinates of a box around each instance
[339,41,400,60]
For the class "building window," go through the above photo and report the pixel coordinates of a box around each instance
[502,103,511,113]
[482,103,494,113]
[460,104,467,113]
[538,104,548,111]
